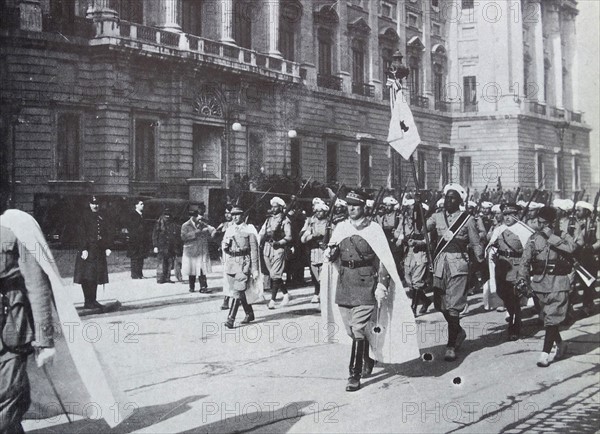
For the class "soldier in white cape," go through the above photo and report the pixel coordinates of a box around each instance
[320,191,420,391]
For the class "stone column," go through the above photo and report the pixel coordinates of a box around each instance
[220,0,235,43]
[337,3,351,93]
[86,0,119,37]
[546,1,563,108]
[422,2,432,104]
[561,10,577,110]
[367,0,381,98]
[267,0,282,57]
[18,0,42,32]
[531,0,545,102]
[158,0,182,32]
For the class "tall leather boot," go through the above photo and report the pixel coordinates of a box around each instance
[221,296,230,310]
[362,341,375,378]
[240,293,255,324]
[199,272,208,291]
[225,299,241,329]
[419,290,432,314]
[346,339,364,392]
[271,279,281,302]
[188,275,196,293]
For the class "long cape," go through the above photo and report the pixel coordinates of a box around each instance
[1,209,133,428]
[320,219,421,364]
[222,223,264,304]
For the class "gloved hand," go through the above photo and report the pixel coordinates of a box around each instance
[81,250,88,260]
[36,347,56,368]
[375,283,388,305]
[515,279,531,298]
[153,247,159,254]
[105,249,111,257]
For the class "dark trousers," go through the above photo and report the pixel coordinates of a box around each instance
[81,280,98,304]
[130,257,144,278]
[0,355,30,434]
[156,254,174,283]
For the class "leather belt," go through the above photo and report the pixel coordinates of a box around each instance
[340,259,373,269]
[228,249,250,257]
[497,250,522,258]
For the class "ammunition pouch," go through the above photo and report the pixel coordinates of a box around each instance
[1,275,35,356]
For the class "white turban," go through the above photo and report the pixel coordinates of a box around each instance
[314,202,329,212]
[491,204,501,213]
[558,199,574,211]
[335,199,347,207]
[481,201,493,209]
[576,201,594,212]
[366,199,374,208]
[468,201,477,208]
[403,198,415,207]
[383,196,399,206]
[443,183,467,202]
[529,202,544,210]
[270,197,286,207]
[312,197,325,206]
[517,200,528,208]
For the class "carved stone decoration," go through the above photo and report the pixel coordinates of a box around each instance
[348,18,371,36]
[193,89,224,118]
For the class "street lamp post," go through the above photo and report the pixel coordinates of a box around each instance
[555,121,570,198]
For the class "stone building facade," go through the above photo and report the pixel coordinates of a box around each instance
[0,0,591,214]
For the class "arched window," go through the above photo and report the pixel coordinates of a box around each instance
[279,0,302,61]
[352,38,366,89]
[409,55,420,98]
[314,4,340,90]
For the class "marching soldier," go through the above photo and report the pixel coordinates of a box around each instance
[427,184,484,361]
[332,198,348,224]
[300,201,329,303]
[325,190,392,391]
[480,201,494,234]
[573,201,598,316]
[397,202,432,315]
[517,206,575,367]
[222,206,259,328]
[377,197,402,268]
[259,197,292,309]
[215,206,235,310]
[487,203,531,340]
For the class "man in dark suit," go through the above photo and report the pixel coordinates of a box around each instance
[127,199,147,279]
[73,195,112,309]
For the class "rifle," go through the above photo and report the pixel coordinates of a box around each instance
[369,186,386,218]
[547,191,553,207]
[513,187,521,203]
[323,184,344,246]
[475,184,488,214]
[520,180,544,220]
[587,190,600,245]
[243,187,273,224]
[567,191,579,236]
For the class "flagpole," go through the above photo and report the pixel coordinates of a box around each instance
[408,154,435,286]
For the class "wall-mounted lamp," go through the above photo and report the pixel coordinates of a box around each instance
[288,129,297,139]
[231,122,243,132]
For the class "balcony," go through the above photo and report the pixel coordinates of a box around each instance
[410,95,430,109]
[352,82,375,97]
[87,19,301,83]
[317,74,343,91]
[568,110,582,123]
[550,107,565,119]
[528,100,547,115]
[42,14,95,38]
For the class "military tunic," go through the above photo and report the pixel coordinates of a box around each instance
[300,215,328,281]
[222,223,259,298]
[333,218,391,339]
[492,225,526,317]
[518,230,576,326]
[1,223,54,433]
[427,210,484,315]
[258,213,292,280]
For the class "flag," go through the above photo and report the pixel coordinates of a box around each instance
[386,81,421,160]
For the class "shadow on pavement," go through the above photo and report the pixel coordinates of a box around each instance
[27,395,207,434]
[178,400,316,433]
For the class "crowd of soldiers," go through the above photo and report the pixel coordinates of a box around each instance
[214,181,599,386]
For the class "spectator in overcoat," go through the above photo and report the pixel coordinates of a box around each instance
[127,199,147,279]
[153,209,179,284]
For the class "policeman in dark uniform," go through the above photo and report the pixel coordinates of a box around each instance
[328,190,390,392]
[222,206,259,328]
[73,196,112,309]
[517,206,575,367]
